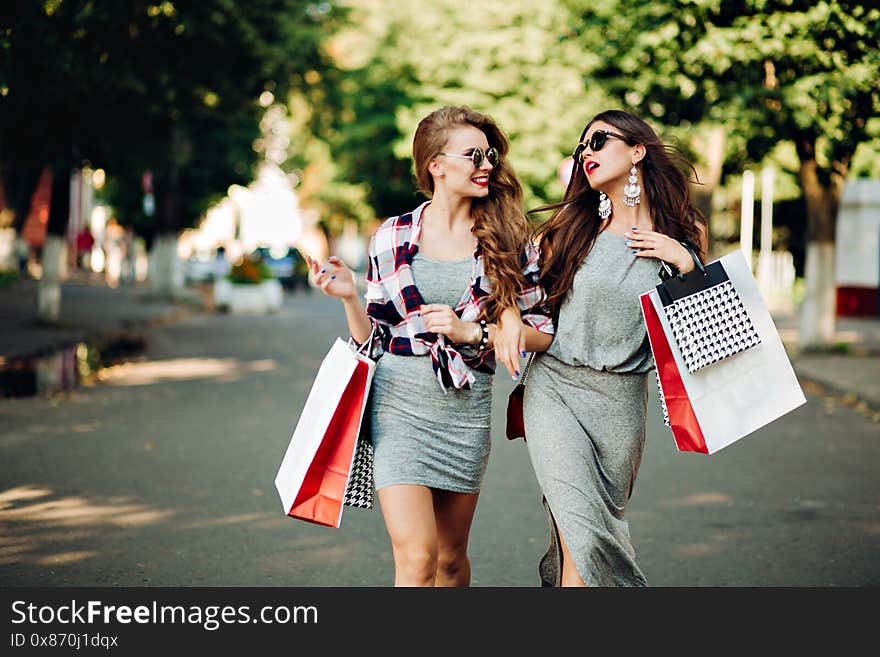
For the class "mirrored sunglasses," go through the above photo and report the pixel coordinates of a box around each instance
[439,146,500,169]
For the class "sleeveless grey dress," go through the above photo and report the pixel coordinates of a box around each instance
[369,253,493,494]
[523,230,659,586]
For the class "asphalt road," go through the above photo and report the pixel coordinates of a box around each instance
[1,291,878,587]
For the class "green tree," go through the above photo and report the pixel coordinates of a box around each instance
[278,91,374,239]
[1,1,344,300]
[0,1,110,235]
[323,0,605,222]
[96,1,344,293]
[1,1,129,318]
[565,0,880,349]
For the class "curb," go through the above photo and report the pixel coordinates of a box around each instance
[792,369,880,422]
[2,303,198,364]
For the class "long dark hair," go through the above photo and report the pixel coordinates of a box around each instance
[530,109,706,316]
[413,106,529,322]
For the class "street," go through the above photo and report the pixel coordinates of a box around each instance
[1,291,878,587]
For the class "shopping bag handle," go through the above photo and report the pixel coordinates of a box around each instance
[348,324,376,356]
[658,239,705,281]
[657,242,730,306]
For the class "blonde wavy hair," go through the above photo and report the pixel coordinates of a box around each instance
[412,106,529,322]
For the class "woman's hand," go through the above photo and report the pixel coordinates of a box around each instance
[305,254,358,300]
[495,307,525,380]
[625,228,698,273]
[420,304,473,344]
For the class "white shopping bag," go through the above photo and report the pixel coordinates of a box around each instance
[640,250,806,454]
[274,337,375,527]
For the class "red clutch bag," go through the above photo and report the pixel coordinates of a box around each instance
[505,353,535,441]
[505,384,526,441]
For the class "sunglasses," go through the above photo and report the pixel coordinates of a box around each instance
[439,146,500,169]
[573,130,628,160]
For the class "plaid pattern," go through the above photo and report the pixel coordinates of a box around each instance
[358,201,554,391]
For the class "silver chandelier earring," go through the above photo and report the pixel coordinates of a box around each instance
[623,165,641,206]
[598,191,612,219]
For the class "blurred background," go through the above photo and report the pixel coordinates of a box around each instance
[1,0,878,342]
[1,1,879,589]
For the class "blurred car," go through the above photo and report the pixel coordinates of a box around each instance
[253,246,310,291]
[184,255,217,284]
[184,249,231,285]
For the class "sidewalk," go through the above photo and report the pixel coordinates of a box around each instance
[2,274,879,418]
[773,309,880,416]
[0,275,203,362]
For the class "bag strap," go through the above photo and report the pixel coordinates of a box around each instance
[518,351,537,387]
[658,239,705,281]
[680,239,706,275]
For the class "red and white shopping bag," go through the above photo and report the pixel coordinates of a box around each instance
[640,249,806,454]
[274,337,375,527]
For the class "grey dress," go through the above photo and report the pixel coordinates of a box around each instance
[369,253,493,494]
[523,230,659,586]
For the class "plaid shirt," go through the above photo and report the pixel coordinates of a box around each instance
[358,201,554,392]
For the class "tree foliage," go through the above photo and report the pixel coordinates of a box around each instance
[321,0,606,220]
[562,0,880,346]
[565,0,880,225]
[1,1,345,241]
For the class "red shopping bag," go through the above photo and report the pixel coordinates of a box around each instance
[640,250,805,454]
[641,292,709,452]
[274,338,375,527]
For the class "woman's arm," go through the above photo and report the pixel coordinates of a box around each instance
[492,307,554,378]
[340,294,374,345]
[492,306,526,377]
[491,240,556,375]
[520,324,553,353]
[626,221,709,273]
[420,305,548,378]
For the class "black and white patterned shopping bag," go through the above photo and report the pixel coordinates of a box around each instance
[343,434,374,510]
[664,279,761,372]
[655,370,671,428]
[657,258,761,373]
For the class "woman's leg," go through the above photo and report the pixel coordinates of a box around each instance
[559,531,587,587]
[525,366,649,587]
[432,489,480,587]
[378,484,438,586]
[542,496,586,587]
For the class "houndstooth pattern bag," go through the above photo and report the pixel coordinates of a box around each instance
[656,243,761,376]
[664,279,761,373]
[343,431,374,510]
[655,370,671,428]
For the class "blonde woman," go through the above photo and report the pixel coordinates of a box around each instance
[307,106,553,586]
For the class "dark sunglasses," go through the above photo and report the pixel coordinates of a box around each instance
[439,146,500,169]
[573,130,628,160]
